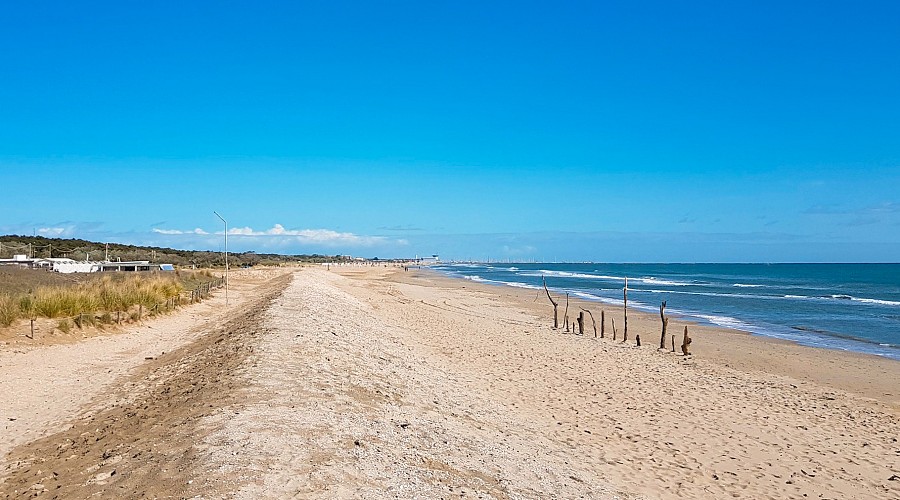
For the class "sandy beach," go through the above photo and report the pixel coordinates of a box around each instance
[1,266,898,499]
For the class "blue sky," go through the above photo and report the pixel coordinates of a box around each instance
[1,1,898,262]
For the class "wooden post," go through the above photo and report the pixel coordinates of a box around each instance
[671,335,676,352]
[117,311,120,324]
[563,293,569,333]
[139,304,142,321]
[681,325,692,356]
[659,300,669,350]
[612,318,617,341]
[580,308,597,338]
[623,277,628,343]
[29,319,34,339]
[600,310,605,338]
[577,311,584,335]
[542,277,559,329]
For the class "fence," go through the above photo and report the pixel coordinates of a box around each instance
[23,277,226,339]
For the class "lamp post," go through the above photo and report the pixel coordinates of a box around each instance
[213,211,229,307]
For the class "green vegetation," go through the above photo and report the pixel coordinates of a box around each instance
[0,274,186,328]
[0,235,350,267]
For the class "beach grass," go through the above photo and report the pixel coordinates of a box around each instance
[0,274,187,328]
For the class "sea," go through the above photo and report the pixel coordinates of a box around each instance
[431,263,900,361]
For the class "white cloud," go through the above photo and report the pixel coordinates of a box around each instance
[153,227,210,235]
[152,224,397,247]
[38,227,69,236]
[225,224,387,246]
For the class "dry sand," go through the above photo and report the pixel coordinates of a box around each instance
[1,266,898,499]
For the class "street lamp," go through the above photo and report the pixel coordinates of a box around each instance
[213,211,229,307]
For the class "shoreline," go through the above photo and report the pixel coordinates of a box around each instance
[414,266,900,407]
[429,263,900,361]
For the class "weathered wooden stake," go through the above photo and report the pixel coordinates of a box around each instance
[580,308,597,338]
[563,293,569,332]
[542,276,559,329]
[577,311,584,335]
[681,325,692,356]
[600,310,605,338]
[612,318,617,341]
[139,304,143,321]
[29,319,34,339]
[623,277,628,342]
[671,334,676,352]
[659,300,669,350]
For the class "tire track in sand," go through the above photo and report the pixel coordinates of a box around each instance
[0,273,293,499]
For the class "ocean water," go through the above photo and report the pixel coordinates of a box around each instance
[431,263,900,361]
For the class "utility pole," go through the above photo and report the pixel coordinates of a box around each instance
[214,211,229,307]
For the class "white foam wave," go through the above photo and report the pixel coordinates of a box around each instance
[503,281,541,290]
[639,277,693,286]
[693,313,753,330]
[781,294,900,307]
[733,283,765,288]
[533,270,616,280]
[852,297,900,307]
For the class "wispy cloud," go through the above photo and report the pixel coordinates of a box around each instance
[804,201,900,217]
[152,228,209,235]
[38,227,69,236]
[153,224,397,247]
[224,224,388,246]
[377,225,424,232]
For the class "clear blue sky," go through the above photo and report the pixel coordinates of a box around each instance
[2,1,898,262]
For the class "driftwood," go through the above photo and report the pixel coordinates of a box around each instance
[563,293,570,332]
[659,300,669,350]
[681,325,692,356]
[577,311,584,335]
[600,310,605,338]
[580,308,597,338]
[612,318,617,341]
[542,277,559,329]
[622,278,628,342]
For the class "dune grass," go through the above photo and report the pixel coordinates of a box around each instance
[0,274,187,328]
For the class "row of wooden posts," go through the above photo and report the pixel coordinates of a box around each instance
[26,278,225,340]
[542,276,693,356]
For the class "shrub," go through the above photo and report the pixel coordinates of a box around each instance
[0,294,19,327]
[57,318,72,334]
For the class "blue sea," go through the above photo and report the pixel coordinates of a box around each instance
[432,263,900,361]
